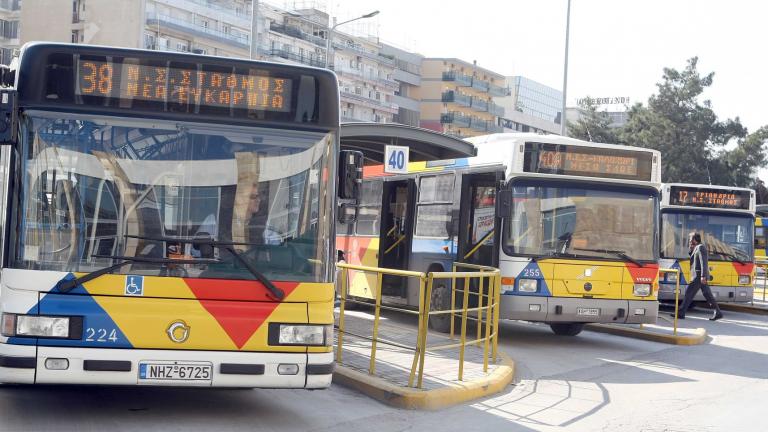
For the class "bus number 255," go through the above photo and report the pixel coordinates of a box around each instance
[522,268,542,278]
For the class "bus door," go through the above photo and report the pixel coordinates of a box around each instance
[458,173,499,267]
[456,173,499,307]
[379,179,416,297]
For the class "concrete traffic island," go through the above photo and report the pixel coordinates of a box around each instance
[719,298,768,315]
[333,310,515,410]
[585,321,708,345]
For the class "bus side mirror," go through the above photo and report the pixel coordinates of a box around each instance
[338,150,363,201]
[0,89,17,145]
[496,189,512,218]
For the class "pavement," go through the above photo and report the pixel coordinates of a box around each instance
[1,306,768,431]
[333,309,515,409]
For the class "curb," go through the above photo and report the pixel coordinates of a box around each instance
[585,324,708,346]
[720,303,768,315]
[332,352,515,410]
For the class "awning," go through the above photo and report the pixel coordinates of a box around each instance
[340,123,477,163]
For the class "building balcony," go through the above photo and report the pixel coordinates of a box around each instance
[488,83,509,97]
[471,97,489,112]
[442,71,473,87]
[471,78,489,92]
[470,118,488,131]
[489,103,505,117]
[269,22,327,48]
[333,66,399,89]
[177,0,251,23]
[146,13,250,48]
[332,41,395,66]
[340,89,399,114]
[441,91,472,107]
[268,49,325,68]
[0,0,20,12]
[440,112,472,128]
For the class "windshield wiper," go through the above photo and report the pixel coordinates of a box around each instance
[124,234,285,300]
[573,247,644,267]
[55,255,219,293]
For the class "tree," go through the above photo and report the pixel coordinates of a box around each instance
[754,178,768,205]
[567,97,619,143]
[620,57,765,186]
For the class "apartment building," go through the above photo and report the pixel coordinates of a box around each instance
[19,0,396,123]
[0,0,19,64]
[417,58,506,138]
[380,43,422,127]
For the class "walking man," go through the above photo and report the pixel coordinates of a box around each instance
[673,232,723,321]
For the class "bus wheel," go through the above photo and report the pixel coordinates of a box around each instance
[428,284,452,333]
[549,323,585,336]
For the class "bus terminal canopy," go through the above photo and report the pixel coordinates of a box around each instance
[340,123,477,164]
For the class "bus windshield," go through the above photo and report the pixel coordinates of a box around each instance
[661,211,753,261]
[504,182,657,262]
[12,112,333,282]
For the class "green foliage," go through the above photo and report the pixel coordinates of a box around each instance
[567,97,619,143]
[618,57,767,187]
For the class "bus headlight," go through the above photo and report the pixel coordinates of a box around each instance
[633,284,652,297]
[2,314,71,338]
[665,273,678,283]
[273,324,332,346]
[518,279,538,293]
[738,275,751,285]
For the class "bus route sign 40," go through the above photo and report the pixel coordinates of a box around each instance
[385,145,409,174]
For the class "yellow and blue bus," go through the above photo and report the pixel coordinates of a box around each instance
[659,184,755,303]
[337,133,662,336]
[754,205,768,259]
[0,43,352,387]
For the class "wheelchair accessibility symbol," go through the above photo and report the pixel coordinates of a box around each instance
[125,275,144,296]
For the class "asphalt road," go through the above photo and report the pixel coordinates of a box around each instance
[1,306,767,432]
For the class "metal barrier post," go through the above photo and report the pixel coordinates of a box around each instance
[368,272,384,375]
[482,274,492,373]
[763,263,767,302]
[336,266,349,363]
[476,270,485,342]
[450,264,457,340]
[408,274,427,388]
[416,273,435,389]
[458,275,471,381]
[492,273,501,362]
[674,269,680,336]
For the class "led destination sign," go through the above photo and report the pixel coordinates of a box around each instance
[76,59,292,112]
[669,186,751,210]
[523,142,654,181]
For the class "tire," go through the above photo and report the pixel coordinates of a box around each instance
[428,283,453,333]
[549,323,585,336]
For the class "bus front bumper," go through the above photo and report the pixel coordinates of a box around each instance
[0,343,333,388]
[659,283,753,303]
[499,295,658,324]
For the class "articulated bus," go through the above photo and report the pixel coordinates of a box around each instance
[338,133,662,336]
[659,184,755,303]
[0,43,349,388]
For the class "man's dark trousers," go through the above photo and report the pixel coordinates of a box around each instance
[678,279,721,318]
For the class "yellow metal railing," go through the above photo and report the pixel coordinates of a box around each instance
[755,258,768,303]
[335,262,501,389]
[659,267,682,335]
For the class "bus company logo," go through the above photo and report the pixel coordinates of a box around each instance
[583,282,593,292]
[125,275,144,296]
[167,321,191,343]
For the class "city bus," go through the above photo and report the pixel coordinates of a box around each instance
[337,133,662,336]
[659,184,755,303]
[0,43,352,388]
[755,204,768,258]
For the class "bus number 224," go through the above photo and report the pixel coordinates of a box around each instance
[85,327,119,343]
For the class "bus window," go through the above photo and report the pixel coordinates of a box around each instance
[755,226,766,250]
[356,179,383,236]
[415,174,454,238]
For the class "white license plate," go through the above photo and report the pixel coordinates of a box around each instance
[576,307,600,317]
[139,362,212,382]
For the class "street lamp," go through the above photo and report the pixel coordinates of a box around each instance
[324,10,380,69]
[560,0,571,136]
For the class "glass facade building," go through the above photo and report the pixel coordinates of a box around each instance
[511,76,563,124]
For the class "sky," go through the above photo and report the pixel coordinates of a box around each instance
[317,0,766,133]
